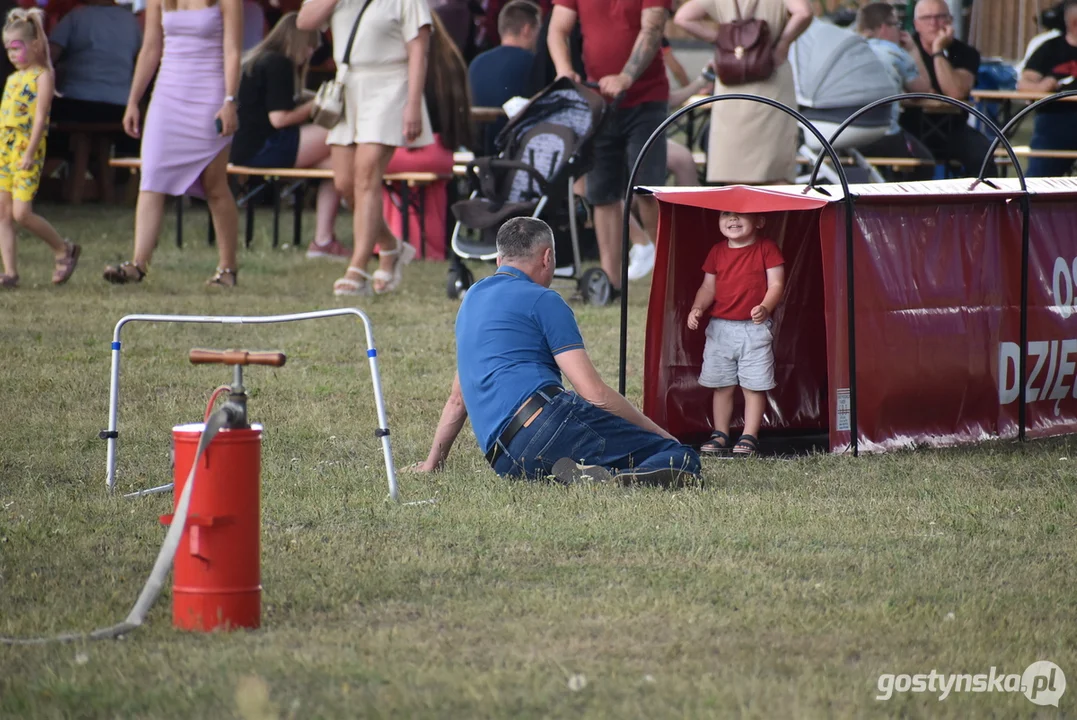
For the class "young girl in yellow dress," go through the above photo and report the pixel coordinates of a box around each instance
[0,8,80,289]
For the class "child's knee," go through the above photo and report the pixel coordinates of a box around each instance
[11,201,31,225]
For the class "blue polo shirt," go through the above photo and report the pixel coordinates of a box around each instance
[455,266,585,454]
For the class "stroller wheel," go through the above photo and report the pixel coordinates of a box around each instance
[446,265,474,300]
[578,268,612,306]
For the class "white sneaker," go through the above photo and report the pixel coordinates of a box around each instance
[627,242,656,281]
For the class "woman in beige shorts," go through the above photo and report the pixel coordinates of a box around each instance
[298,0,434,295]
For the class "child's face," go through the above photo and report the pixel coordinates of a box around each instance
[3,35,30,69]
[719,212,763,241]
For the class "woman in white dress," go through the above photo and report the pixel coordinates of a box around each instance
[298,0,434,295]
[674,0,813,185]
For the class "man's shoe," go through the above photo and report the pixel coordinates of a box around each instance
[627,242,656,281]
[551,457,613,484]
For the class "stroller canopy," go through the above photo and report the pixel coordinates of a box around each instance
[791,20,895,110]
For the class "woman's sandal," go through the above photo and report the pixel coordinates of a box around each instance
[52,241,81,285]
[103,261,146,285]
[732,434,759,458]
[372,239,417,294]
[206,267,238,287]
[333,266,373,296]
[0,273,18,289]
[700,429,734,456]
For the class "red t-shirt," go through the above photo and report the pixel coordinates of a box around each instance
[552,0,671,108]
[702,238,784,320]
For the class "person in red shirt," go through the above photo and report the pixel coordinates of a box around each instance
[547,0,670,299]
[687,211,785,457]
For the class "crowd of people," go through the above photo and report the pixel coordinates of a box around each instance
[2,0,1074,294]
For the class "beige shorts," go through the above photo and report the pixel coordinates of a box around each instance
[326,64,434,149]
[699,318,776,392]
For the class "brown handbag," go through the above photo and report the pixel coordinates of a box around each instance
[713,0,776,86]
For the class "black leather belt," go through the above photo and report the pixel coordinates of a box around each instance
[485,385,564,466]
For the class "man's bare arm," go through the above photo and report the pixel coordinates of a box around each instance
[621,7,668,81]
[414,373,469,472]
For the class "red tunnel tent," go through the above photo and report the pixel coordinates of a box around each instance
[642,178,1077,454]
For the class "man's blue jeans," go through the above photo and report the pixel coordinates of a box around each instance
[490,391,702,480]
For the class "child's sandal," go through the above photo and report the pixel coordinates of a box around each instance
[0,273,18,289]
[52,241,81,285]
[700,430,733,455]
[103,261,145,284]
[732,434,759,458]
[206,267,237,287]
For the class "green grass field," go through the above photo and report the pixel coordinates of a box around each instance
[1,202,1075,719]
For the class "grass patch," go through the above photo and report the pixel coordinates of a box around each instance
[0,203,1075,719]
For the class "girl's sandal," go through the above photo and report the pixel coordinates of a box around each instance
[206,267,238,287]
[333,266,373,296]
[0,273,18,289]
[372,238,417,294]
[103,261,145,284]
[52,241,81,285]
[700,429,734,456]
[732,434,759,458]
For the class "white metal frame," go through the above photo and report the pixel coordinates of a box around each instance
[104,309,399,502]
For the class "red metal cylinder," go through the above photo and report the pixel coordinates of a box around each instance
[161,422,262,632]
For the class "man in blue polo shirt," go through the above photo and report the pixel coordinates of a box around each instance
[413,217,700,486]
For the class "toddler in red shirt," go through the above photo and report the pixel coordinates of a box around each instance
[687,211,785,457]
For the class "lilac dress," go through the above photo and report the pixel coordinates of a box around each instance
[141,6,230,197]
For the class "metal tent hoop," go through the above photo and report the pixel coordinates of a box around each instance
[103,308,400,502]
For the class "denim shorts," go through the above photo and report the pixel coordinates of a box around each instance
[247,127,300,168]
[586,101,669,206]
[699,317,775,391]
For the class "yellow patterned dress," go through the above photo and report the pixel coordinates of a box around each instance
[0,67,48,202]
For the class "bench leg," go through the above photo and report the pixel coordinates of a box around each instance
[400,182,411,253]
[417,183,426,260]
[176,197,184,249]
[245,187,256,249]
[293,181,304,248]
[272,179,280,248]
[67,132,91,205]
[96,136,116,204]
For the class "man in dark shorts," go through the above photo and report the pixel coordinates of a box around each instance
[1017,0,1077,177]
[547,0,671,297]
[412,217,701,486]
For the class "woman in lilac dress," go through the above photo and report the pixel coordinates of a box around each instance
[103,0,243,286]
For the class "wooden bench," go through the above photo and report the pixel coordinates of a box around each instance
[51,122,125,205]
[109,158,449,252]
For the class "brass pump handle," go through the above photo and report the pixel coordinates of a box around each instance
[189,349,287,367]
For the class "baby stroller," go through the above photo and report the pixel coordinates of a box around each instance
[790,19,895,184]
[448,77,612,304]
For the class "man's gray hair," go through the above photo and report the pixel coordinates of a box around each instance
[496,217,555,260]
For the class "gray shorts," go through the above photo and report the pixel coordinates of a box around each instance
[699,318,776,391]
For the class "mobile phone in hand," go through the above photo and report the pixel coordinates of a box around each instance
[215,117,223,134]
[702,66,716,82]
